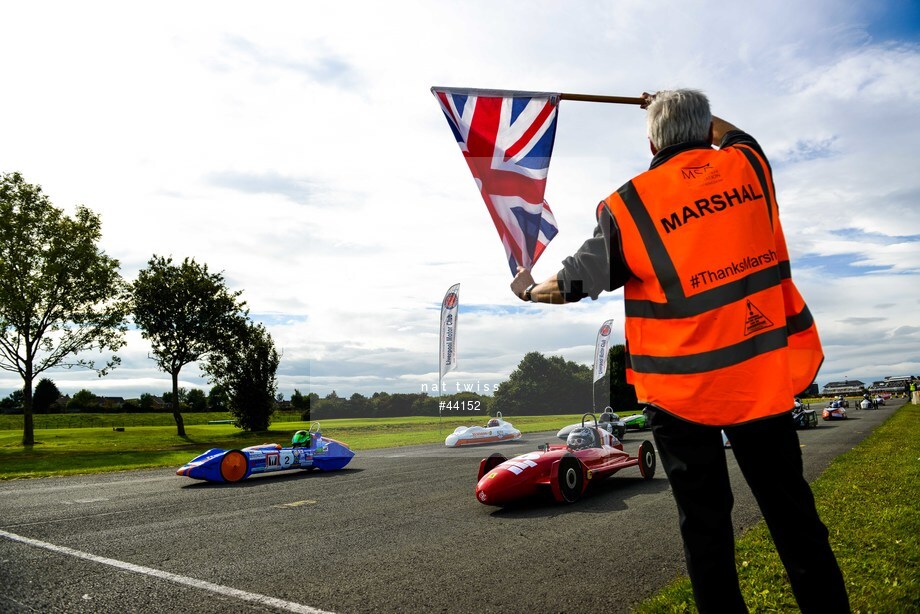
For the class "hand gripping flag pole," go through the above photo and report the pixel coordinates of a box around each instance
[431,87,643,275]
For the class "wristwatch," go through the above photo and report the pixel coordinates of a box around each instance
[524,283,538,302]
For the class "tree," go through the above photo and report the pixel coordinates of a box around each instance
[132,255,247,437]
[68,388,97,410]
[291,388,309,420]
[32,378,61,414]
[205,322,279,432]
[290,389,307,410]
[493,351,592,415]
[0,389,24,412]
[162,388,188,407]
[604,344,640,412]
[0,172,128,445]
[207,384,229,411]
[139,392,158,411]
[185,388,207,412]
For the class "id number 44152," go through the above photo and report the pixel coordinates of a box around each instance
[440,401,481,411]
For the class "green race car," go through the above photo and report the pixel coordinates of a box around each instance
[622,409,650,431]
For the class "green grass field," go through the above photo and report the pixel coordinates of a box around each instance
[0,412,594,479]
[0,411,296,431]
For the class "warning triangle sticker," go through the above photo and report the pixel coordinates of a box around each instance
[744,300,774,336]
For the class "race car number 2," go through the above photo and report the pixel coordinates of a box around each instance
[503,453,541,475]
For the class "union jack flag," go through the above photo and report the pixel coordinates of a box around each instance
[432,87,560,275]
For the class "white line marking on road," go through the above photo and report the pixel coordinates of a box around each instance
[0,529,335,614]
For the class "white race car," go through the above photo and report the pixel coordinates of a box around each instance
[445,412,522,447]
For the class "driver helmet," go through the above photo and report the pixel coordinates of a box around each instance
[599,408,619,422]
[291,430,310,447]
[486,418,499,427]
[566,427,597,450]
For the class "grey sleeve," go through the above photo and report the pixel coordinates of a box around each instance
[556,206,632,301]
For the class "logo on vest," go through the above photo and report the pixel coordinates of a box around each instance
[743,300,774,336]
[681,163,715,179]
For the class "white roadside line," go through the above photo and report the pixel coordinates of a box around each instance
[0,529,334,614]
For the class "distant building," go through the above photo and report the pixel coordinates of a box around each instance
[868,376,916,394]
[821,380,865,396]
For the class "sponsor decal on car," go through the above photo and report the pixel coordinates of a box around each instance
[502,453,541,475]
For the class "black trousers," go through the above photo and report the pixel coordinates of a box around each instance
[647,407,850,614]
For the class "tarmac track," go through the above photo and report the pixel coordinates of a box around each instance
[0,399,904,613]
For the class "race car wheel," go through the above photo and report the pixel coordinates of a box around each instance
[477,453,507,481]
[220,450,248,482]
[638,440,656,480]
[557,455,584,503]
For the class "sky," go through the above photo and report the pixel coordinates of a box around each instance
[1,1,918,401]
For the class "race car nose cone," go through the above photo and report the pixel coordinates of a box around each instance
[475,473,503,505]
[475,465,528,506]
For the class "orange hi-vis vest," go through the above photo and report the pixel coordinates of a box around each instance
[601,141,823,425]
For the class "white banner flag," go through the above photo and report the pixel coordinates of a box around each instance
[593,319,614,384]
[439,283,460,382]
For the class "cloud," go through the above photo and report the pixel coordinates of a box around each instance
[207,171,313,204]
[219,34,360,88]
[775,137,839,164]
[838,317,888,325]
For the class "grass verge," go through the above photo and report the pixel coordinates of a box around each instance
[633,403,919,613]
[0,412,603,479]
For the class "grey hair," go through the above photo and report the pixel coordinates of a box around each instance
[646,89,712,150]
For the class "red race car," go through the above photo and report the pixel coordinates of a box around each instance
[475,413,656,505]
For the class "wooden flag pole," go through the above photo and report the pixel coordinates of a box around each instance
[560,93,645,105]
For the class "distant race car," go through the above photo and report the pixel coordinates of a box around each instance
[622,409,650,431]
[832,396,850,408]
[177,423,354,483]
[822,402,848,421]
[792,406,819,429]
[474,413,655,505]
[445,412,522,447]
[556,410,626,441]
[858,395,880,410]
[874,395,886,406]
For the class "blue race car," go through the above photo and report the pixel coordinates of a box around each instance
[177,422,354,483]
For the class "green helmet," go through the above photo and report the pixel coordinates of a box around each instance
[292,430,310,447]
